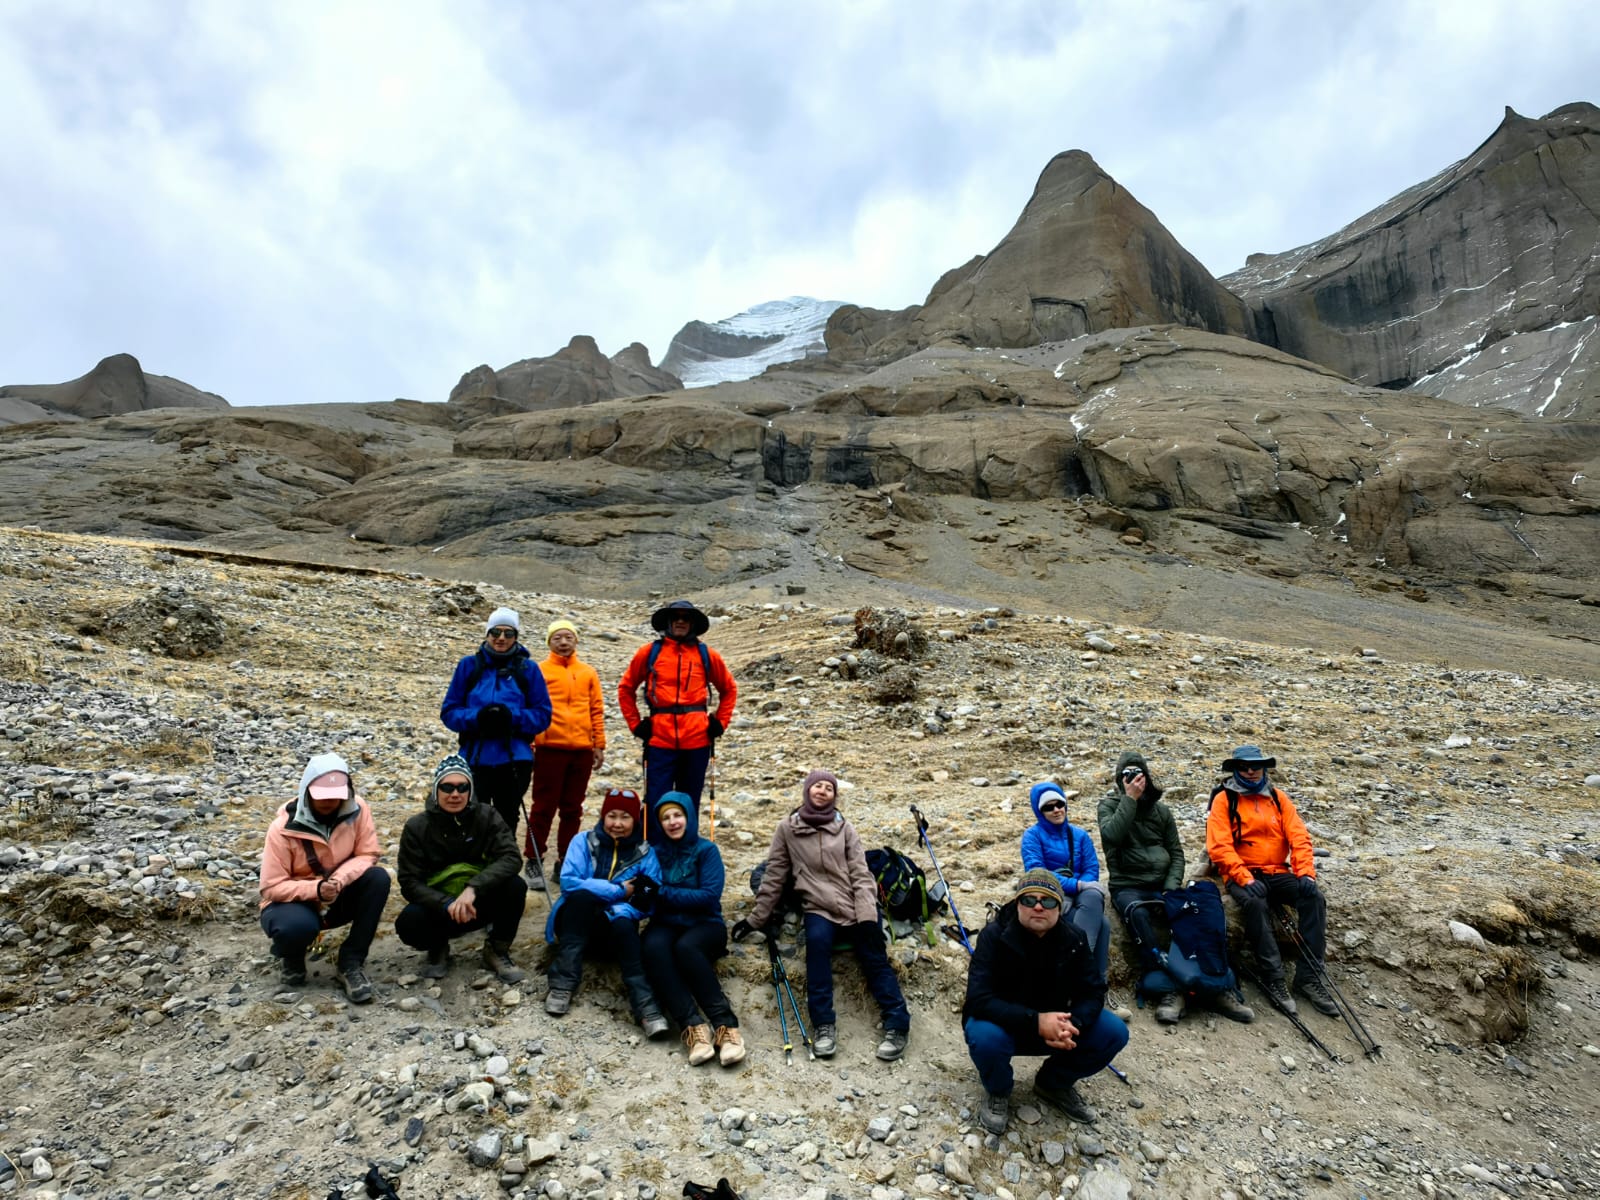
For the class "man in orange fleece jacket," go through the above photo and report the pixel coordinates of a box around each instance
[525,619,607,889]
[1205,744,1338,1018]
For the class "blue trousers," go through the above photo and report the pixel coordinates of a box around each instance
[804,913,910,1032]
[260,865,391,967]
[963,1009,1129,1096]
[643,745,713,842]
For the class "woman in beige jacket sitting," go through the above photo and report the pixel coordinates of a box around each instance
[733,769,910,1061]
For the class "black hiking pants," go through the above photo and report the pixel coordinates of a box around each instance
[1227,872,1326,980]
[641,920,738,1031]
[474,760,534,845]
[548,890,660,1019]
[394,876,528,952]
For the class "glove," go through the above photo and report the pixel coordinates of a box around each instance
[708,716,724,740]
[730,919,759,943]
[1295,875,1321,898]
[1242,879,1269,899]
[477,703,511,736]
[631,875,660,905]
[631,717,653,742]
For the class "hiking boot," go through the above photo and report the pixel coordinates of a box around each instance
[1153,992,1184,1025]
[683,1023,716,1066]
[714,1026,746,1066]
[812,1023,837,1058]
[978,1090,1010,1135]
[279,948,307,988]
[482,941,526,984]
[335,961,374,1005]
[1209,990,1256,1024]
[522,855,546,891]
[1262,975,1297,1016]
[545,988,572,1016]
[1034,1079,1097,1124]
[641,1010,671,1040]
[421,945,451,980]
[1294,968,1340,1017]
[875,1028,910,1062]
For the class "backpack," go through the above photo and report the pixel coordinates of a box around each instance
[865,846,948,947]
[1137,880,1240,1001]
[644,637,715,716]
[748,859,803,920]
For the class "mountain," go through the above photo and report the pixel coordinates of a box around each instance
[0,353,228,426]
[661,296,846,386]
[447,335,681,420]
[1225,103,1600,419]
[824,149,1249,365]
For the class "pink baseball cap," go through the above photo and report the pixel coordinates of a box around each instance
[306,770,350,800]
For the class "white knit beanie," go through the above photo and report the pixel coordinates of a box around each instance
[485,607,520,634]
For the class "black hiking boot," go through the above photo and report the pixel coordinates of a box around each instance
[1034,1079,1097,1124]
[335,960,374,1004]
[1153,992,1184,1025]
[1294,968,1340,1017]
[482,941,526,984]
[522,855,546,892]
[421,944,451,980]
[1209,990,1256,1023]
[978,1090,1010,1135]
[1263,975,1297,1016]
[544,987,573,1016]
[278,948,308,988]
[812,1024,837,1058]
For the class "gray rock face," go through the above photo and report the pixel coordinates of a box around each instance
[0,354,228,426]
[1226,103,1600,418]
[826,150,1248,365]
[448,335,680,418]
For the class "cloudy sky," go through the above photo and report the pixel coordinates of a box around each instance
[2,1,1595,408]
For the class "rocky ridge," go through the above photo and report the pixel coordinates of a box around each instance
[0,527,1597,1199]
[1225,104,1600,419]
[0,354,228,428]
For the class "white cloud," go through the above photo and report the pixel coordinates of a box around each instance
[1,0,1596,407]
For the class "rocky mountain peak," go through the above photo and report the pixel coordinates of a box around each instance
[1226,101,1600,418]
[446,336,680,420]
[825,148,1248,365]
[0,353,228,426]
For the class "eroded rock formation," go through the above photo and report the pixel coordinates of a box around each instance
[0,353,227,426]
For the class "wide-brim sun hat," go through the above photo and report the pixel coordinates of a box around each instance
[1222,744,1277,771]
[650,600,710,638]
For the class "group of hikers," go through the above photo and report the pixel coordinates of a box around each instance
[258,599,1342,1132]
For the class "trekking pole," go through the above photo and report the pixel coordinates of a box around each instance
[707,744,718,843]
[908,805,972,954]
[1236,958,1340,1062]
[766,935,812,1061]
[1278,916,1382,1058]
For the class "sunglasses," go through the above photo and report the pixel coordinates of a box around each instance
[1237,764,1265,772]
[437,781,471,794]
[1039,801,1066,814]
[487,627,518,640]
[1018,893,1061,910]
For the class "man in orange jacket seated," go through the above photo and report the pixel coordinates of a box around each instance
[618,600,737,843]
[1204,744,1338,1018]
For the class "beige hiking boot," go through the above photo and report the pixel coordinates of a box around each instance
[714,1025,746,1066]
[682,1023,715,1066]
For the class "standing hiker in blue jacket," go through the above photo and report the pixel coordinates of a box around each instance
[1020,781,1111,979]
[440,607,553,850]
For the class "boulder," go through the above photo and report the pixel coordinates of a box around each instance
[1226,103,1600,418]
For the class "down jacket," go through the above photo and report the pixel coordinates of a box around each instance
[1205,780,1317,887]
[648,792,726,931]
[1020,782,1102,895]
[545,823,662,941]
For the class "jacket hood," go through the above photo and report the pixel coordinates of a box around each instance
[1112,750,1164,803]
[1029,781,1073,823]
[652,791,700,853]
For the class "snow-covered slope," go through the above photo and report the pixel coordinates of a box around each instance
[661,296,846,387]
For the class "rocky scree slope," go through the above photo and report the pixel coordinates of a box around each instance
[0,528,1596,1199]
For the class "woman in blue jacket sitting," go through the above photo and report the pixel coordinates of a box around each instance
[641,791,746,1068]
[544,787,666,1037]
[1021,781,1111,977]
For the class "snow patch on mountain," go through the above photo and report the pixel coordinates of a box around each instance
[662,296,846,387]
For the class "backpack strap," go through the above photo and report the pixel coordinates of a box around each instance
[463,654,537,708]
[1216,785,1283,847]
[643,638,714,716]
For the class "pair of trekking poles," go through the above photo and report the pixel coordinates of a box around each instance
[1240,910,1381,1062]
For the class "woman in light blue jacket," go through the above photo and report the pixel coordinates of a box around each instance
[1020,781,1110,977]
[543,787,665,1036]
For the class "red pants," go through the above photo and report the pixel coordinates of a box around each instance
[526,746,593,862]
